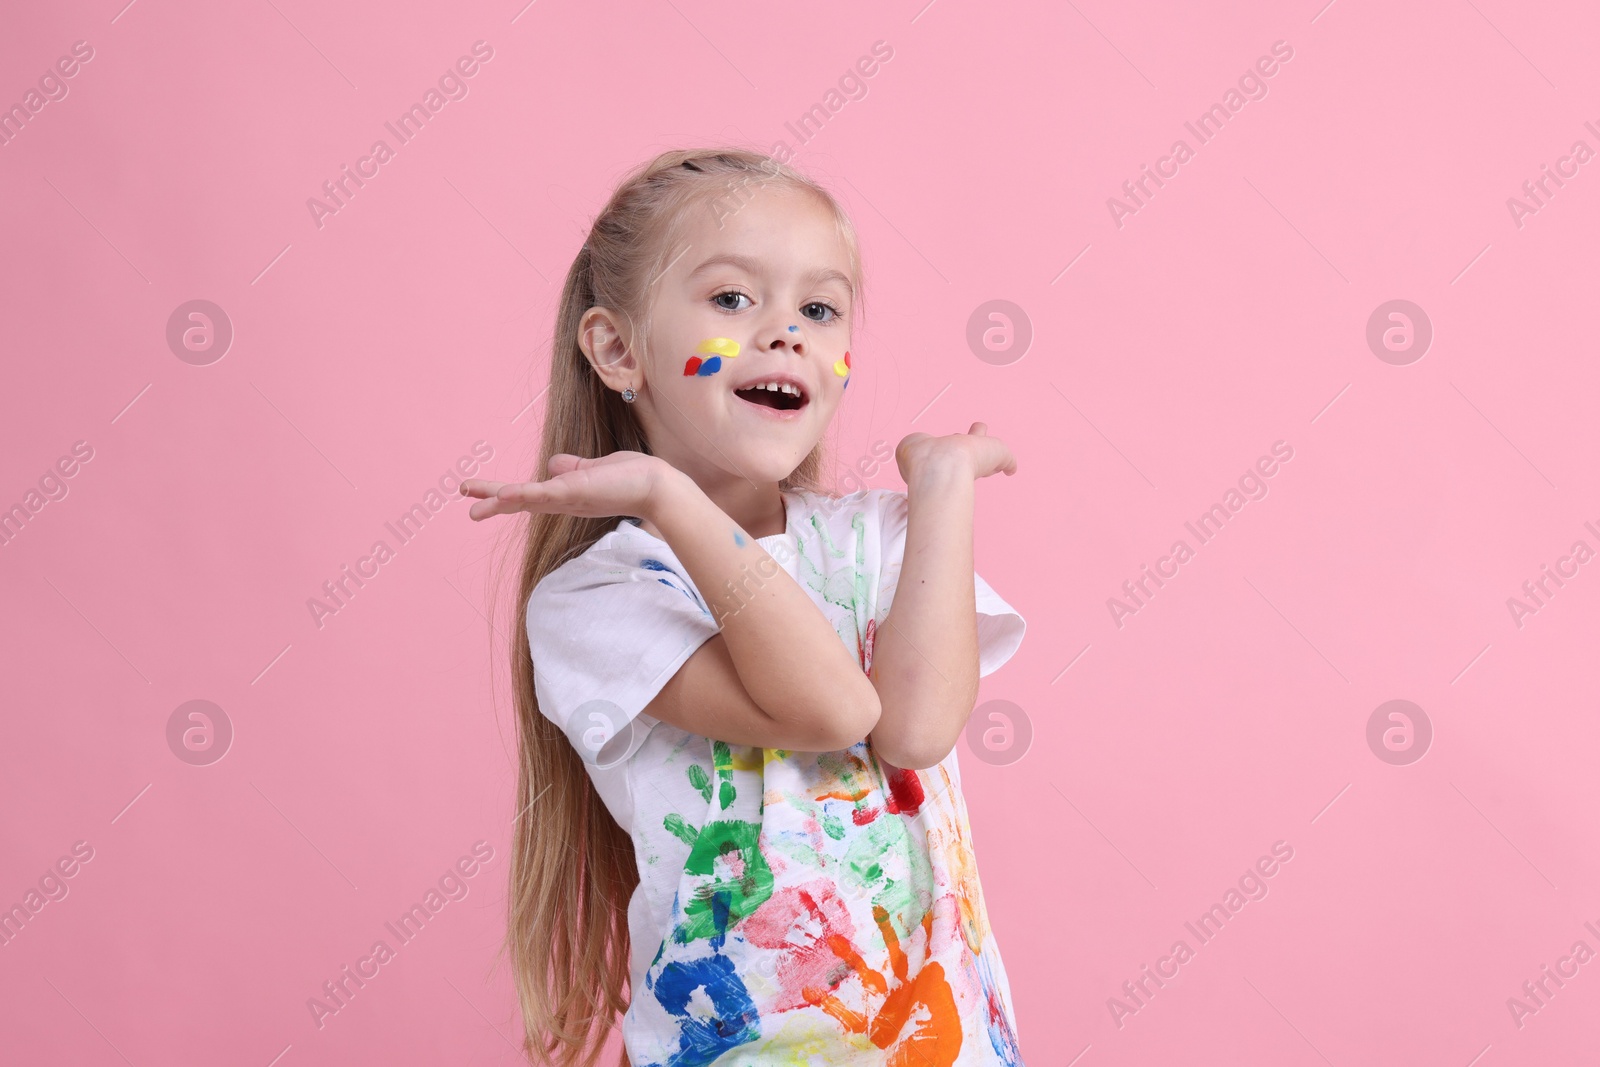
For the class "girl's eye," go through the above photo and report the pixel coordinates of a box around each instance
[802,301,840,323]
[712,291,751,312]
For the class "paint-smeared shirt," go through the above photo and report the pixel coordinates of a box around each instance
[526,486,1028,1066]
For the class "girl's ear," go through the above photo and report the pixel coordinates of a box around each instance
[579,306,641,392]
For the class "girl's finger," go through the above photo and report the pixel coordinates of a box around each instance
[999,444,1018,476]
[459,479,505,499]
[495,476,587,513]
[975,438,1016,478]
[470,488,555,521]
[495,481,550,504]
[467,496,516,521]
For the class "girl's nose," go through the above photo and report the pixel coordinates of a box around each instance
[765,325,803,354]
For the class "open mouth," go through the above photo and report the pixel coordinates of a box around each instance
[734,382,808,412]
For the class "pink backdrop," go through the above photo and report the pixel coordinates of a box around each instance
[4,0,1598,1063]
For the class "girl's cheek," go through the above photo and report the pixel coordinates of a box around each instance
[683,337,741,377]
[833,349,852,389]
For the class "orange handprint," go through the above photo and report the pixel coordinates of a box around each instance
[804,903,963,1066]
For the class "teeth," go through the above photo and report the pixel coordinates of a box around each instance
[742,381,802,397]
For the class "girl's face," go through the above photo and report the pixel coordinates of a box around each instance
[623,186,855,487]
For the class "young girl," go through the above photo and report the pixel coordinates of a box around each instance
[462,148,1028,1066]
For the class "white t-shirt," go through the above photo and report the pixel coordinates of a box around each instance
[526,486,1028,1065]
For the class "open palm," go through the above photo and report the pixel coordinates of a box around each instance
[458,450,670,522]
[894,421,1018,485]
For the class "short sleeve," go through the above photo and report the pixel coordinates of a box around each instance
[872,489,1026,677]
[525,537,720,770]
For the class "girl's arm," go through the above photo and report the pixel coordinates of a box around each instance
[866,460,980,770]
[867,423,1018,770]
[643,466,882,750]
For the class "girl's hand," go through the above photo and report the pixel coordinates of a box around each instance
[459,451,677,522]
[894,422,1018,484]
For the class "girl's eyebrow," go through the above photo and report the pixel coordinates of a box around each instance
[687,252,854,296]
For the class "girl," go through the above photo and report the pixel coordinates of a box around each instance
[462,148,1028,1066]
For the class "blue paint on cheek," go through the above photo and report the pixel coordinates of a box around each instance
[696,356,723,376]
[733,531,745,546]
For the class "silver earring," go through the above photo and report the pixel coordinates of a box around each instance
[621,387,637,403]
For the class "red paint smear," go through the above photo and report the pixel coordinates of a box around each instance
[852,806,881,825]
[884,768,925,816]
[740,882,860,1010]
[683,356,702,375]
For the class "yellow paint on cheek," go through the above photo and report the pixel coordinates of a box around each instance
[697,337,741,359]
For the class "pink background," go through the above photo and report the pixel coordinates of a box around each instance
[4,0,1598,1063]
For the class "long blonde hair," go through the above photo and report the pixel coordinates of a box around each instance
[490,147,865,1065]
